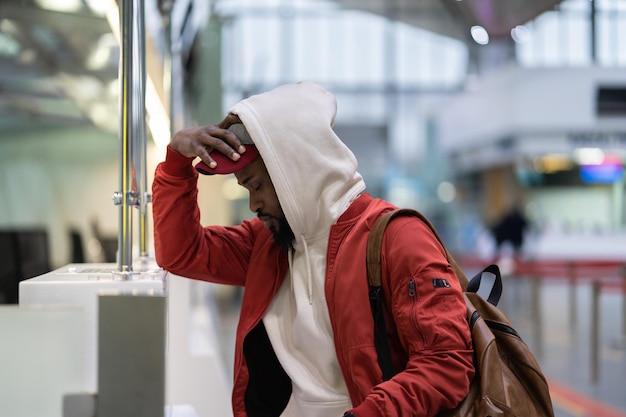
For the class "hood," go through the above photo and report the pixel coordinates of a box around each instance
[229,81,366,244]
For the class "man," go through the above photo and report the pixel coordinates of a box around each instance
[152,81,473,417]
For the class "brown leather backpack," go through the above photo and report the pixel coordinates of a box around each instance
[367,208,555,417]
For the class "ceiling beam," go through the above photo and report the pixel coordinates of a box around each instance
[453,0,563,38]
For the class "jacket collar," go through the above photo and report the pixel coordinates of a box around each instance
[336,193,373,224]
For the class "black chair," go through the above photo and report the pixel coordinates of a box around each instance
[69,229,85,263]
[16,230,52,281]
[0,229,51,304]
[96,237,117,263]
[0,232,20,304]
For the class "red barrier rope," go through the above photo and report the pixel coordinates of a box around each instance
[455,255,626,294]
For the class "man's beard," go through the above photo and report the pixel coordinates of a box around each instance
[271,216,295,249]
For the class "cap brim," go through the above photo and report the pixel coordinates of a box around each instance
[194,145,260,175]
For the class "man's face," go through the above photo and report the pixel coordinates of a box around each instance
[235,158,295,249]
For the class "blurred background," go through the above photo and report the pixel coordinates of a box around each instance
[1,0,625,269]
[0,0,625,416]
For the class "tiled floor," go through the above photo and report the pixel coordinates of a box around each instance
[503,275,626,417]
[208,270,626,417]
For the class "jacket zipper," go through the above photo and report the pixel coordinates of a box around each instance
[408,279,428,348]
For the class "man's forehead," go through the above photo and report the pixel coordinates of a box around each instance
[234,157,265,181]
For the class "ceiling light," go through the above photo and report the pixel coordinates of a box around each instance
[437,182,456,203]
[470,26,489,45]
[511,25,530,44]
[573,148,604,165]
[35,0,82,13]
[85,0,109,15]
[86,47,111,71]
[535,154,573,173]
[85,33,117,70]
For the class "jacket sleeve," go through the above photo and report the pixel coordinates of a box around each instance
[151,146,255,286]
[355,216,474,417]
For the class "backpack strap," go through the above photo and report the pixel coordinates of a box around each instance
[367,208,505,384]
[366,208,472,381]
[367,208,469,290]
[366,210,403,381]
[368,282,395,381]
[467,264,502,306]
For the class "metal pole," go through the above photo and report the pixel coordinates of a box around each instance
[591,281,600,383]
[569,262,577,331]
[590,0,597,64]
[531,275,543,359]
[114,0,139,276]
[133,0,150,260]
[621,265,626,347]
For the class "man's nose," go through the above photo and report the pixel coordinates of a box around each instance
[249,195,262,213]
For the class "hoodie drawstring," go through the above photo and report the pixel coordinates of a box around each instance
[288,248,294,293]
[287,235,315,306]
[300,234,314,305]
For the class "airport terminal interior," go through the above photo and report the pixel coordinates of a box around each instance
[0,0,625,416]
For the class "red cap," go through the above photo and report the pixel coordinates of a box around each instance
[194,145,260,175]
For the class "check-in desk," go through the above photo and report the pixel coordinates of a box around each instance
[8,263,232,417]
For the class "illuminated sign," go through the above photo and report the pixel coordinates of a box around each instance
[579,157,624,183]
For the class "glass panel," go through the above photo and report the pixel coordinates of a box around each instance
[565,15,591,66]
[619,15,626,65]
[221,3,467,87]
[516,0,625,68]
[559,0,590,12]
[538,12,562,66]
[596,7,626,66]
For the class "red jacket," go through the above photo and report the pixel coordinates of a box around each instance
[153,152,474,417]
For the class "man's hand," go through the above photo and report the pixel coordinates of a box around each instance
[169,113,248,170]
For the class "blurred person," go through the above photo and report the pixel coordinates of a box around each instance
[491,205,529,260]
[152,81,473,417]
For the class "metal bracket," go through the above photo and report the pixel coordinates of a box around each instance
[112,191,140,206]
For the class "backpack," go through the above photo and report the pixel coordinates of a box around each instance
[366,208,555,417]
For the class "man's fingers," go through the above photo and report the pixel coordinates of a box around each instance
[191,129,243,170]
[169,114,247,165]
[199,129,242,160]
[194,144,217,169]
[216,114,247,154]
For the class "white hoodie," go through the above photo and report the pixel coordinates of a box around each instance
[229,82,366,417]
